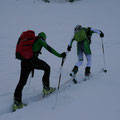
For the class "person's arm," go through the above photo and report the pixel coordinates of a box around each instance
[33,38,64,58]
[67,37,75,51]
[68,37,75,47]
[91,28,101,34]
[91,28,104,38]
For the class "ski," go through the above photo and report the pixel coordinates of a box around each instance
[84,74,93,81]
[40,68,105,101]
[12,68,106,112]
[78,68,106,84]
[39,77,74,100]
[78,75,92,84]
[12,78,74,112]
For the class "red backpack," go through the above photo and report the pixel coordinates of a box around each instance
[16,30,35,60]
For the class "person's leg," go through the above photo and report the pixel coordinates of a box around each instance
[84,40,92,76]
[14,61,31,103]
[31,58,50,88]
[31,58,55,95]
[84,54,91,76]
[70,42,84,76]
[75,50,84,67]
[86,54,92,67]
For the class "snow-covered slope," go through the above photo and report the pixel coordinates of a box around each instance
[0,0,120,120]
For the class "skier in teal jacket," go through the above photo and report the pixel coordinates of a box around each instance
[67,25,104,77]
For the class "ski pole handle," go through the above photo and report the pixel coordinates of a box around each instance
[61,51,69,66]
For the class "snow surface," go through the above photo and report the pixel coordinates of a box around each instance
[0,0,120,120]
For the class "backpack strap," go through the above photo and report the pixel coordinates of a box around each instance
[86,27,92,43]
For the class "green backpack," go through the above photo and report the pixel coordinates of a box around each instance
[74,28,87,42]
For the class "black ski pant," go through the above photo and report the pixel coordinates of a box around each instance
[14,58,50,102]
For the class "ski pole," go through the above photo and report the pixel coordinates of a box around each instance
[101,38,107,73]
[57,52,68,90]
[53,56,66,109]
[57,58,66,90]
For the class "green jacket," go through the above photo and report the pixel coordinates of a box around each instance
[68,27,101,55]
[69,27,100,47]
[32,37,63,58]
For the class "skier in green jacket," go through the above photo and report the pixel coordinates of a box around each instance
[13,32,66,111]
[67,25,104,78]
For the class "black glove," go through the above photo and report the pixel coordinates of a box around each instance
[61,52,66,59]
[67,45,71,51]
[100,31,104,38]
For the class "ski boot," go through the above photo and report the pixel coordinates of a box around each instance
[70,66,78,83]
[85,67,91,76]
[12,100,27,112]
[84,67,91,81]
[70,66,78,77]
[43,87,56,97]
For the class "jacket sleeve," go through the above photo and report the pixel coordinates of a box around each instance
[37,39,62,58]
[68,37,75,47]
[90,28,101,35]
